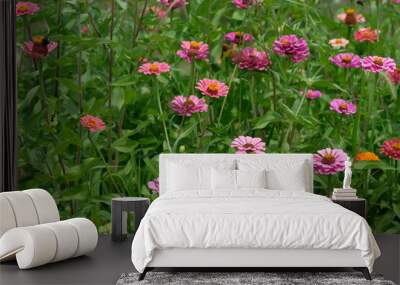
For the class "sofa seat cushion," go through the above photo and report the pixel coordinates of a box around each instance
[0,218,97,269]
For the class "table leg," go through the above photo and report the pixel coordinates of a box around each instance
[112,201,123,242]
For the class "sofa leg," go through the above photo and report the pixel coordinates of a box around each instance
[138,268,148,281]
[354,267,371,280]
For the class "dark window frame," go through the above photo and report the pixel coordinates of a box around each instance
[0,0,17,192]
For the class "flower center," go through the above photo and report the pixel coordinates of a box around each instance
[344,8,357,25]
[183,99,195,109]
[341,55,353,64]
[339,103,348,111]
[373,57,383,66]
[149,64,159,72]
[235,32,244,40]
[32,35,47,46]
[321,153,335,164]
[334,39,343,44]
[393,143,400,150]
[242,143,254,149]
[86,119,97,128]
[207,82,220,94]
[17,4,29,12]
[190,41,201,50]
[281,39,290,46]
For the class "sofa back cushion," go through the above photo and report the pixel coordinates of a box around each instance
[0,189,60,238]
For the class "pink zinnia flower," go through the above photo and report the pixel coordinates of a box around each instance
[361,56,396,73]
[313,148,348,175]
[196,79,229,98]
[224,32,254,44]
[16,1,40,16]
[170,95,208,117]
[354,28,379,43]
[176,41,208,62]
[150,6,168,19]
[380,138,400,160]
[80,26,90,34]
[329,99,357,115]
[388,68,400,85]
[159,0,187,9]
[232,0,259,9]
[273,35,309,63]
[80,115,106,133]
[336,8,365,25]
[328,38,349,49]
[329,53,361,69]
[147,177,160,193]
[231,136,266,154]
[232,47,271,71]
[23,36,58,59]
[138,62,170,75]
[303,89,322,100]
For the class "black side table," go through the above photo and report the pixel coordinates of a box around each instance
[331,198,366,218]
[112,197,150,242]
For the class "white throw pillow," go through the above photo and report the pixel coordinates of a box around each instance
[237,158,309,191]
[167,163,211,191]
[265,168,306,191]
[236,169,267,189]
[211,168,237,190]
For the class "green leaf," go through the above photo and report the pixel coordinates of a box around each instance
[173,122,198,152]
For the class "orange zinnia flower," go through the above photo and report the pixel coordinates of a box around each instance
[355,152,380,161]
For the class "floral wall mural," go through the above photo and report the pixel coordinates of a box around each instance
[16,0,400,233]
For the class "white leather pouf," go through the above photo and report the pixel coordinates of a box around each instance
[0,189,98,269]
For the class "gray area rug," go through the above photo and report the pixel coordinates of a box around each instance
[116,272,396,285]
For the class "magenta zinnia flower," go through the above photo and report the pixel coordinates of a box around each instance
[171,95,208,116]
[232,0,259,9]
[232,47,271,71]
[329,99,357,115]
[23,36,58,59]
[159,0,186,9]
[176,41,208,62]
[147,177,160,194]
[303,89,322,100]
[329,53,361,69]
[196,79,229,98]
[16,1,40,16]
[138,62,170,75]
[313,148,348,175]
[231,136,266,154]
[224,32,254,44]
[361,56,396,73]
[273,35,309,63]
[80,115,106,133]
[380,138,400,160]
[388,68,400,85]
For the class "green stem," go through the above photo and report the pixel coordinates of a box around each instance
[249,73,257,118]
[107,0,116,165]
[190,61,196,94]
[38,62,49,124]
[217,64,238,124]
[270,71,277,112]
[88,132,120,192]
[155,79,172,152]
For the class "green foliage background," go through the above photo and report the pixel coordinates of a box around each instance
[17,0,400,233]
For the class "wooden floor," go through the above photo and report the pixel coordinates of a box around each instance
[0,234,399,285]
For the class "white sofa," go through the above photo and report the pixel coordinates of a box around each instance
[0,188,98,269]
